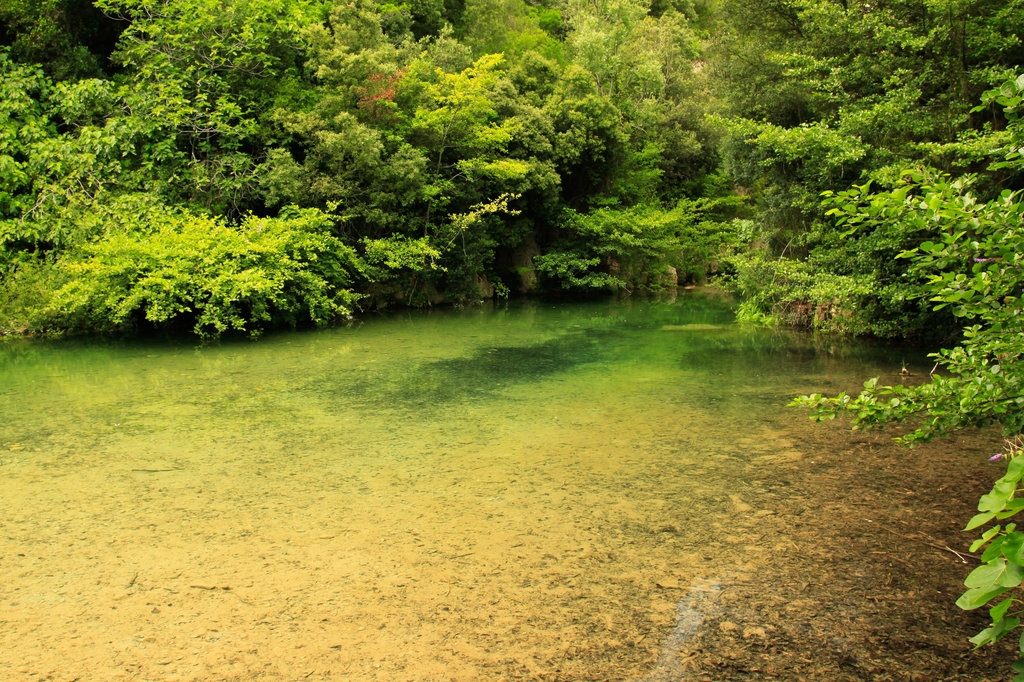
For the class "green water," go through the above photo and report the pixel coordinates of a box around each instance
[0,291,916,680]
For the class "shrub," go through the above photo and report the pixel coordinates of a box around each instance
[44,207,363,338]
[727,252,873,335]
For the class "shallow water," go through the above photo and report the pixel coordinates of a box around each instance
[0,291,920,680]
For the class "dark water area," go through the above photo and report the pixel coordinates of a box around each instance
[0,290,1001,680]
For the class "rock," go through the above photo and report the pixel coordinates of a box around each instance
[474,274,495,299]
[511,235,540,293]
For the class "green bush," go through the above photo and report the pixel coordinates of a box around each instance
[0,259,67,336]
[536,198,736,292]
[42,207,363,339]
[727,252,874,335]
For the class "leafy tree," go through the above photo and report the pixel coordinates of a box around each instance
[0,0,748,334]
[0,53,143,259]
[0,52,54,247]
[458,0,563,59]
[713,0,1024,339]
[0,0,122,79]
[94,0,322,214]
[405,53,527,214]
[794,73,1024,676]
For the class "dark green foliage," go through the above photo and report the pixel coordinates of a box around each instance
[536,198,736,291]
[0,0,122,79]
[713,0,1024,339]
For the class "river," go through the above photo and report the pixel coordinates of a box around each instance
[0,290,996,680]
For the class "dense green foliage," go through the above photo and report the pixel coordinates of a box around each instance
[5,0,1018,342]
[0,0,734,338]
[47,207,363,337]
[794,72,1024,674]
[713,0,1024,339]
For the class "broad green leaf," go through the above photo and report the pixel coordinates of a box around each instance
[1006,456,1024,483]
[979,480,1018,512]
[1005,534,1024,564]
[991,596,1014,623]
[958,585,1010,610]
[966,559,1024,590]
[999,499,1024,518]
[969,616,1019,647]
[967,511,999,531]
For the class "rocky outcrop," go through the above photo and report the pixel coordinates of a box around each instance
[510,235,541,293]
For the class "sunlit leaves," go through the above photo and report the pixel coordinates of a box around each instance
[45,206,363,339]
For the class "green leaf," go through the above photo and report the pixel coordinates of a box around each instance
[965,558,1024,590]
[967,511,999,531]
[1001,534,1024,564]
[958,585,1010,610]
[972,524,1003,552]
[991,596,1014,623]
[969,616,1019,647]
[999,499,1024,518]
[971,625,999,647]
[1007,456,1024,483]
[979,479,1019,512]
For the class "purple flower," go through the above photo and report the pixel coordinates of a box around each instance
[974,258,993,263]
[990,452,1005,461]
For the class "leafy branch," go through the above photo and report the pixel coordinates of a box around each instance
[793,70,1024,681]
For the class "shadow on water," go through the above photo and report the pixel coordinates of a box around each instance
[289,290,933,420]
[332,330,608,411]
[307,296,729,412]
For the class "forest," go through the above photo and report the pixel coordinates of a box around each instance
[2,0,1024,673]
[0,0,1018,341]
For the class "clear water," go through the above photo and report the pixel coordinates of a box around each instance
[0,291,915,680]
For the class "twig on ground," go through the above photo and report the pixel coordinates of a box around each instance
[865,519,978,563]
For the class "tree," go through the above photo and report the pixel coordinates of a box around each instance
[94,0,321,214]
[713,0,1024,340]
[793,72,1024,676]
[0,0,122,79]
